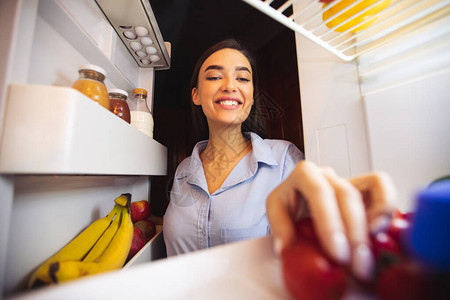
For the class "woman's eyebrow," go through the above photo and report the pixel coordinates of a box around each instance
[235,66,251,73]
[204,65,251,73]
[204,65,223,72]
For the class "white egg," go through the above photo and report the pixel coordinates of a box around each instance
[135,26,149,36]
[141,37,154,45]
[150,55,161,62]
[129,41,142,51]
[140,59,151,65]
[123,31,137,39]
[136,50,147,58]
[146,46,157,55]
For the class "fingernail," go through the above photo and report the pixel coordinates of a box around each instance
[352,244,375,281]
[330,231,351,264]
[274,238,283,256]
[370,214,391,234]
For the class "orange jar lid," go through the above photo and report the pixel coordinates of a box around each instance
[133,88,147,96]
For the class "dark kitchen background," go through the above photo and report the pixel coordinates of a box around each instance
[150,0,304,216]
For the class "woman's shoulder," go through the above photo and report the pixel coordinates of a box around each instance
[174,155,193,177]
[249,132,304,163]
[251,132,298,151]
[262,138,295,148]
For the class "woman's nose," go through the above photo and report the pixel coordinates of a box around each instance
[222,76,236,92]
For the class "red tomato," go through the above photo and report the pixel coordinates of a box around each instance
[282,240,347,300]
[294,217,319,244]
[283,218,347,300]
[371,231,402,260]
[387,210,414,253]
[377,260,434,300]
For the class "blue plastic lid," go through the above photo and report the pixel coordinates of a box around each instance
[408,180,450,270]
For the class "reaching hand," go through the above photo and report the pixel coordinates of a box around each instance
[266,161,397,281]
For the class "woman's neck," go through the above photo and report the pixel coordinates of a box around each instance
[202,125,251,163]
[200,125,252,194]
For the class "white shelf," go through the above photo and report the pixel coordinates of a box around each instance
[7,236,375,300]
[242,0,450,61]
[0,84,167,176]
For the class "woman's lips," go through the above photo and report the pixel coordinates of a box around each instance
[215,97,242,110]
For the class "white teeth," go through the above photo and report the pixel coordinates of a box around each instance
[219,100,239,106]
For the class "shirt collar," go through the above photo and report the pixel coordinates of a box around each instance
[246,132,278,167]
[177,132,278,193]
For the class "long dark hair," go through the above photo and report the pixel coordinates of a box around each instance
[189,38,266,143]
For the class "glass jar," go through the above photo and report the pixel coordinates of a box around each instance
[108,88,131,123]
[129,88,154,138]
[72,64,109,110]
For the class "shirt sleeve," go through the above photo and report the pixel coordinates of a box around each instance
[282,143,305,181]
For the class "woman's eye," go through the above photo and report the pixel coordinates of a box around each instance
[206,76,221,80]
[237,77,251,82]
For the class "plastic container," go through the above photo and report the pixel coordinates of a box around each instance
[407,180,450,271]
[109,89,131,123]
[72,64,109,110]
[323,0,391,33]
[129,88,154,138]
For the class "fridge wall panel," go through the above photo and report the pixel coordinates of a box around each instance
[0,176,14,297]
[364,70,450,211]
[294,34,371,177]
[359,14,450,210]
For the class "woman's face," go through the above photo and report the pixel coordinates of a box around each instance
[192,48,254,130]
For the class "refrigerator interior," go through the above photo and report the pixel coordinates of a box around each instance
[0,0,449,298]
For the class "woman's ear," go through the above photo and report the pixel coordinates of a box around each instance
[192,87,200,105]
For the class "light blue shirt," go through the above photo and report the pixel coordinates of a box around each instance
[163,132,304,256]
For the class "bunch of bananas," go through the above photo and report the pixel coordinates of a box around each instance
[28,193,134,288]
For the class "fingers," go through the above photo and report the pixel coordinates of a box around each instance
[290,163,351,265]
[349,172,397,232]
[266,176,306,255]
[267,161,351,265]
[321,167,375,281]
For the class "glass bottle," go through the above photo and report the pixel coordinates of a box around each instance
[72,64,109,110]
[108,88,131,123]
[129,88,154,138]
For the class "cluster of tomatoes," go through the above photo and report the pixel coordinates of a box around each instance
[281,211,449,300]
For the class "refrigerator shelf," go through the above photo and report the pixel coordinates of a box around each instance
[123,225,165,269]
[242,0,450,61]
[0,84,167,176]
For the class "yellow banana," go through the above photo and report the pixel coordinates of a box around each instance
[115,193,130,207]
[28,204,121,288]
[48,200,133,283]
[82,206,121,262]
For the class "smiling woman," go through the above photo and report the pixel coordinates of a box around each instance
[192,48,254,131]
[190,39,265,141]
[163,38,305,256]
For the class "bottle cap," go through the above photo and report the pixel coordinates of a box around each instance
[408,180,450,270]
[78,64,106,76]
[108,88,128,98]
[133,88,148,97]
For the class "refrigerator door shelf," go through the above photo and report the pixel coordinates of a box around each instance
[123,225,165,269]
[94,0,171,69]
[8,236,375,300]
[0,84,167,176]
